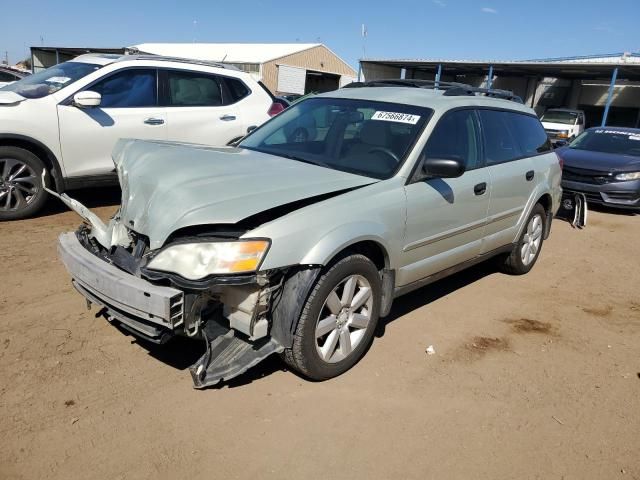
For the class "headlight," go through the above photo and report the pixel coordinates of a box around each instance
[146,240,270,280]
[614,172,640,181]
[557,131,570,139]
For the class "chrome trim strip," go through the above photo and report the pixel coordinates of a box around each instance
[403,207,523,252]
[486,207,522,225]
[403,218,486,252]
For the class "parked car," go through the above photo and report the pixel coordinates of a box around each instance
[540,108,586,146]
[0,66,29,88]
[56,79,562,387]
[558,127,640,210]
[0,54,282,220]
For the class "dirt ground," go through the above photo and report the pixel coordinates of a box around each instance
[1,190,639,480]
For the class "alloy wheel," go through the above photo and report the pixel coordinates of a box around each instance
[0,158,39,212]
[521,214,543,266]
[315,274,374,363]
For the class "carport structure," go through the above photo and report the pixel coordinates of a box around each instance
[361,53,640,128]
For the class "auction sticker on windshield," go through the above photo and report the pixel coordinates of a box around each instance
[371,111,420,125]
[46,76,72,84]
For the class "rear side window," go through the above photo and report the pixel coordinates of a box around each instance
[423,109,482,169]
[508,112,552,156]
[223,77,250,103]
[478,109,522,165]
[166,70,223,107]
[0,71,18,82]
[90,69,157,108]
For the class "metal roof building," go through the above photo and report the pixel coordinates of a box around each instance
[361,53,640,128]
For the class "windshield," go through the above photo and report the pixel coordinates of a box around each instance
[239,97,432,179]
[569,129,640,157]
[541,111,578,125]
[0,62,101,99]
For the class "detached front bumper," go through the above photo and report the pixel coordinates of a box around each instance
[58,232,184,343]
[561,179,640,210]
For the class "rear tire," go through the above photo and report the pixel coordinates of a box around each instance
[500,203,546,275]
[0,147,49,220]
[282,254,381,380]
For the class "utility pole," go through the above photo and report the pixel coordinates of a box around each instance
[357,24,367,82]
[3,51,7,65]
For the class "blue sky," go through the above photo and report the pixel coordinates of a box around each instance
[2,0,638,68]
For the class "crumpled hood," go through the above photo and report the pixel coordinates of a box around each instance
[113,139,374,249]
[558,146,640,172]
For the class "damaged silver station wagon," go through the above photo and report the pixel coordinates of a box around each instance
[56,80,562,388]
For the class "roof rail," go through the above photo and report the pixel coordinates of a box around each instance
[119,54,240,71]
[343,79,523,103]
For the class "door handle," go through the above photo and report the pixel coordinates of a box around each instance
[144,118,164,125]
[474,182,487,196]
[220,114,236,121]
[526,170,535,181]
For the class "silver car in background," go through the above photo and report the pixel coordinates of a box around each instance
[56,80,562,388]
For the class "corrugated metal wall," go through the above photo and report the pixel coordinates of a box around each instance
[261,45,357,93]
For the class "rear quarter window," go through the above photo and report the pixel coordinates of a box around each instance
[508,112,552,156]
[222,77,251,104]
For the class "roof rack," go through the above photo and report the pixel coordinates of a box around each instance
[343,79,523,103]
[119,54,240,71]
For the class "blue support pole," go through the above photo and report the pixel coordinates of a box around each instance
[601,67,619,127]
[487,65,494,90]
[434,64,442,90]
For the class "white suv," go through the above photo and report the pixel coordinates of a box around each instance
[0,54,280,219]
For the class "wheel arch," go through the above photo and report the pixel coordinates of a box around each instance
[515,190,554,242]
[0,134,65,192]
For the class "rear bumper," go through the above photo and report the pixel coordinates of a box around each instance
[58,232,185,342]
[561,179,640,210]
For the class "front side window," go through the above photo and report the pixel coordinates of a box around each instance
[423,109,481,170]
[0,61,100,99]
[240,97,432,179]
[90,69,157,108]
[166,70,222,107]
[478,109,523,165]
[508,112,552,156]
[569,129,640,157]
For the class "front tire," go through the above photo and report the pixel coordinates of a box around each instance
[500,203,546,275]
[0,147,49,220]
[283,254,381,380]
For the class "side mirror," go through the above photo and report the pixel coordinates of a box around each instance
[73,90,101,108]
[421,157,465,178]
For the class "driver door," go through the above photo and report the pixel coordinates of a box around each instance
[398,109,491,287]
[57,68,167,178]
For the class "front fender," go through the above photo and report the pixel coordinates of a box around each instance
[300,222,393,267]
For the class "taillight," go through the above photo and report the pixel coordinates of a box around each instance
[556,152,564,169]
[267,102,285,117]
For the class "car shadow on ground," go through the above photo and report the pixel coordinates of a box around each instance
[37,186,122,218]
[134,259,499,389]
